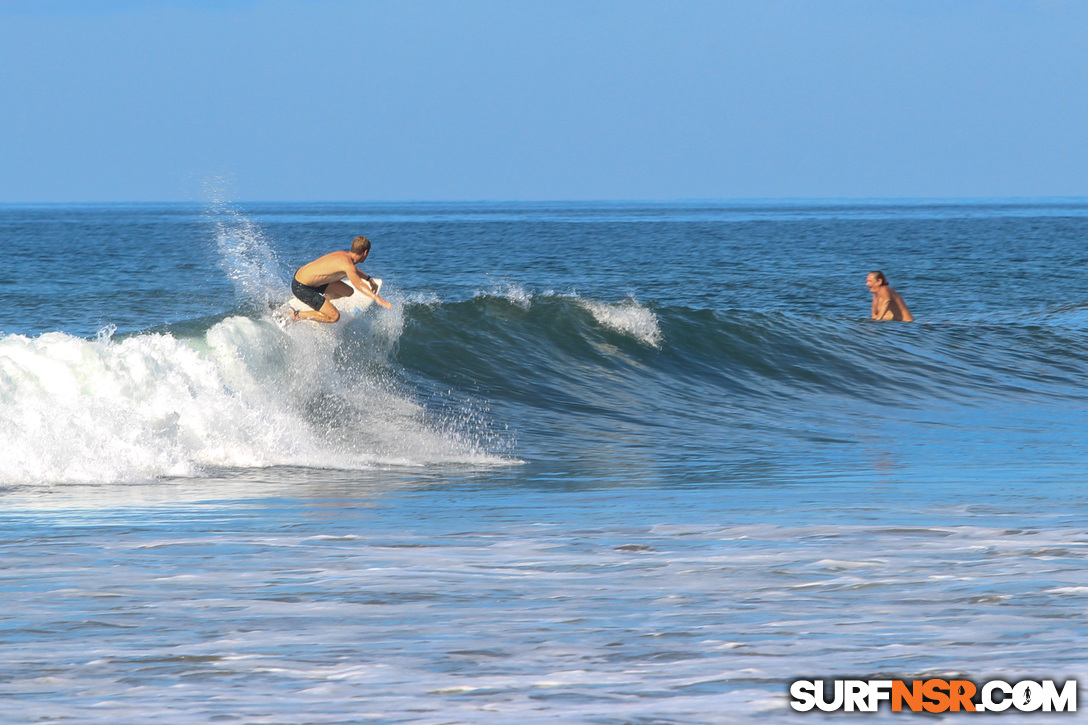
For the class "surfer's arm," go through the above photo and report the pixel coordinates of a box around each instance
[354,266,378,290]
[345,267,392,309]
[871,290,892,320]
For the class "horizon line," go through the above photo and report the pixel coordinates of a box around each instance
[3,195,1088,207]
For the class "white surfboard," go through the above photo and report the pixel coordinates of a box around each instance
[285,278,383,320]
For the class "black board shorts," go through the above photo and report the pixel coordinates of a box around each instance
[292,277,330,311]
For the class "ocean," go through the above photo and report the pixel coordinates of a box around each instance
[1,200,1087,723]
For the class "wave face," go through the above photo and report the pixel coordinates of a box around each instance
[399,294,1088,408]
[3,200,1088,484]
[391,292,1088,467]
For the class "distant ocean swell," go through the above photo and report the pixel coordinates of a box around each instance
[2,288,1086,484]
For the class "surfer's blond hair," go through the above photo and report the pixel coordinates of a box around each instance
[350,236,371,256]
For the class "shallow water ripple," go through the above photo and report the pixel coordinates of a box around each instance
[1,487,1085,723]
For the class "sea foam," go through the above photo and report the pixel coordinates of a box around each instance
[0,314,503,485]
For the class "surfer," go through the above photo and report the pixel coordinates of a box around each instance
[291,236,392,323]
[866,271,914,321]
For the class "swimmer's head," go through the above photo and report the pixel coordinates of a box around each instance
[867,271,888,289]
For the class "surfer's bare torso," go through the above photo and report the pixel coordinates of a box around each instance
[295,251,370,288]
[866,271,914,322]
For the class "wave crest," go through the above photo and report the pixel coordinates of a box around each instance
[577,299,663,347]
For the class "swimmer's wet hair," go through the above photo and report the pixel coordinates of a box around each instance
[351,236,371,255]
[871,270,888,285]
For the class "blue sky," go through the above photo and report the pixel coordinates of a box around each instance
[2,0,1087,202]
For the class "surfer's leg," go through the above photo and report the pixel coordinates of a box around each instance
[297,299,340,323]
